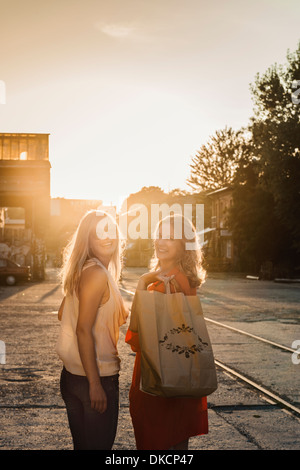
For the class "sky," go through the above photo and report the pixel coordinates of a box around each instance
[0,0,300,208]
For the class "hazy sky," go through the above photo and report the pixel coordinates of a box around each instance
[0,0,299,207]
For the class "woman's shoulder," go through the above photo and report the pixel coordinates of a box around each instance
[83,257,105,270]
[172,269,196,295]
[80,260,108,292]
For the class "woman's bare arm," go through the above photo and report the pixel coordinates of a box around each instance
[76,265,108,413]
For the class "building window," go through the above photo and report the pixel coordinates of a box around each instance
[226,239,232,259]
[20,151,27,160]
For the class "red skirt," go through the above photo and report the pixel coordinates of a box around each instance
[125,269,208,450]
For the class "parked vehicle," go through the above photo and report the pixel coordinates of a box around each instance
[0,258,31,286]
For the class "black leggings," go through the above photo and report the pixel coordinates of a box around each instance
[60,367,119,450]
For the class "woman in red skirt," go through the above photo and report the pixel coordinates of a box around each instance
[125,214,208,450]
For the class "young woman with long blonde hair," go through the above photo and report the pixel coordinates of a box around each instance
[56,210,128,450]
[126,213,208,450]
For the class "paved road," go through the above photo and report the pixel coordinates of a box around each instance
[0,268,299,450]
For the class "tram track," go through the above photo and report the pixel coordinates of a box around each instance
[204,317,295,354]
[120,287,300,419]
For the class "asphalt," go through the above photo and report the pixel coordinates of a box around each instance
[0,267,299,453]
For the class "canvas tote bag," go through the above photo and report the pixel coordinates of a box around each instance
[129,277,218,398]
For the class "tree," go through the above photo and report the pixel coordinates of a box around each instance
[226,42,300,275]
[187,126,247,192]
[249,42,300,253]
[227,158,294,275]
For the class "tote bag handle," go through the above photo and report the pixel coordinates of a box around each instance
[159,274,178,294]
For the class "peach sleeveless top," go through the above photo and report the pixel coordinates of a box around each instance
[56,258,128,377]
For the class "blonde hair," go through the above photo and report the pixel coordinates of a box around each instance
[59,210,122,296]
[150,213,206,288]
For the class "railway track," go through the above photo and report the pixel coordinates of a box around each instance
[120,287,300,419]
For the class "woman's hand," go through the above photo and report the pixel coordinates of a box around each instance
[137,269,162,290]
[137,270,183,293]
[89,381,107,413]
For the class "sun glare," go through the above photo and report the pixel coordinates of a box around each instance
[20,152,27,160]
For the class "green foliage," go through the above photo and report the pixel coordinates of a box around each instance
[187,126,246,192]
[249,42,300,254]
[188,41,300,274]
[227,178,292,273]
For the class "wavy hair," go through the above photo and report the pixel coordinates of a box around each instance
[59,210,122,296]
[150,213,206,288]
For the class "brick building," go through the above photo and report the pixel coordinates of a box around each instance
[206,186,236,271]
[0,133,50,279]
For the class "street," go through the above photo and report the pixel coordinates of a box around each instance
[0,268,299,450]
